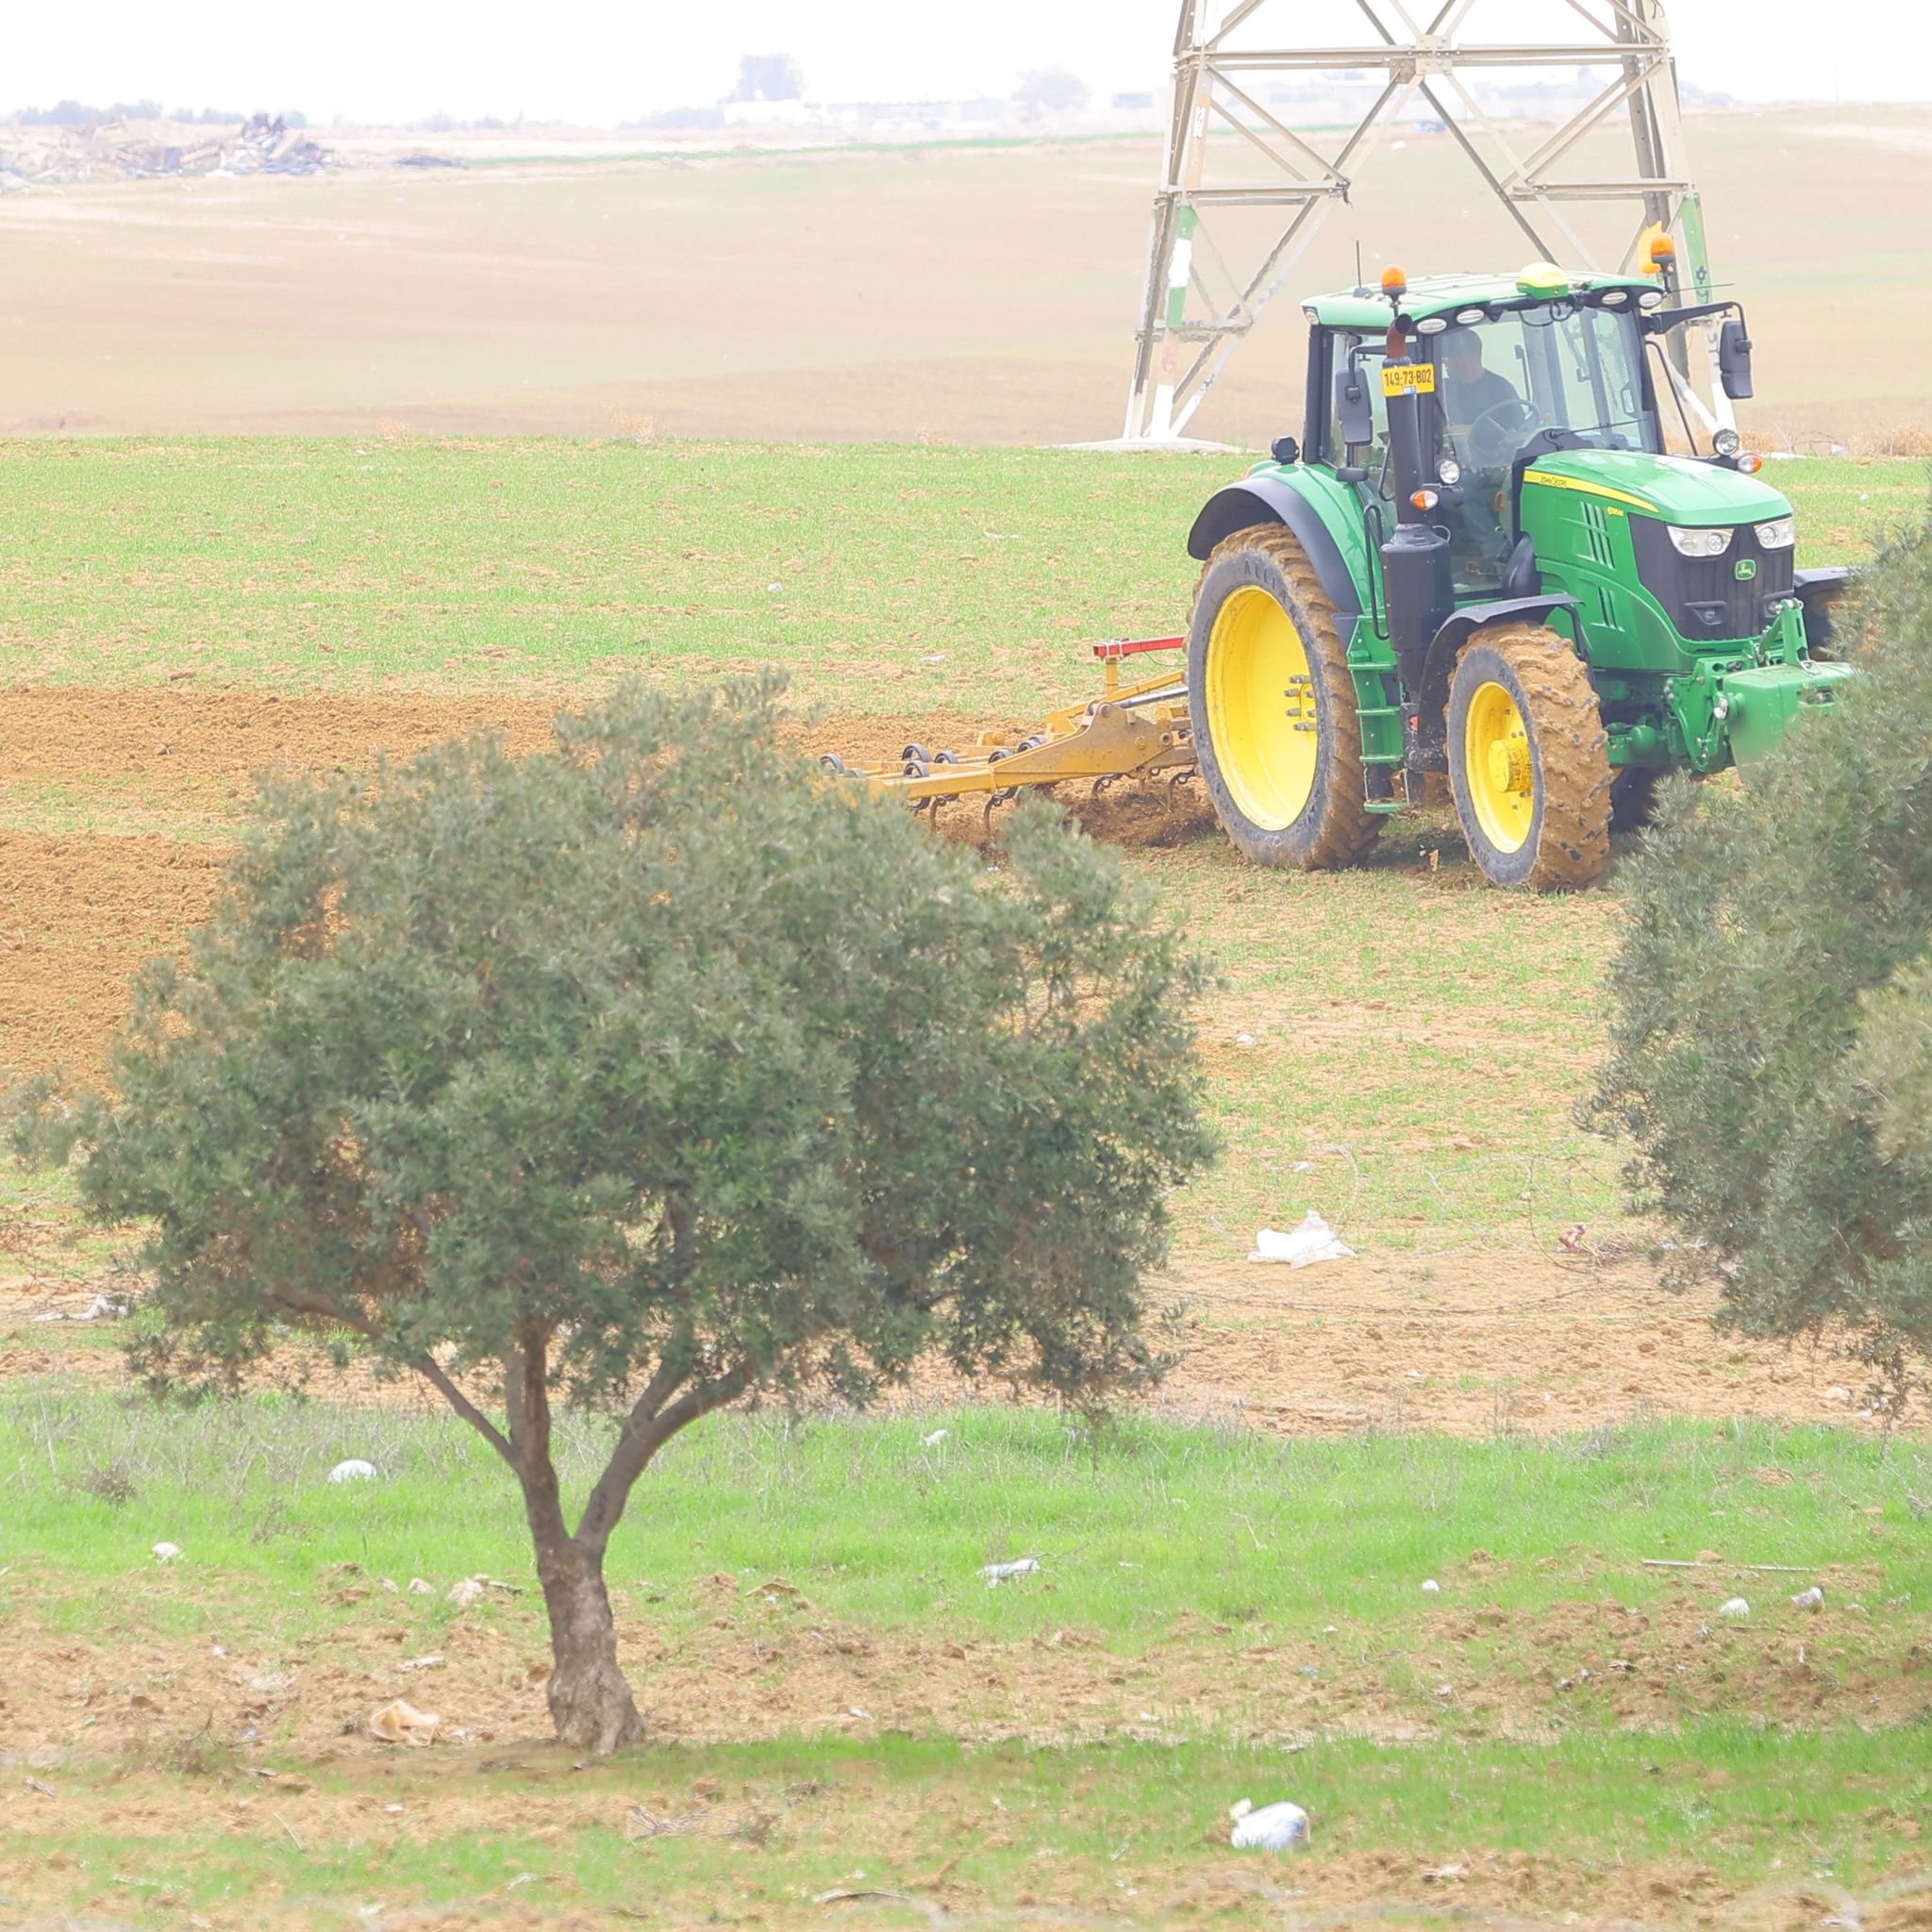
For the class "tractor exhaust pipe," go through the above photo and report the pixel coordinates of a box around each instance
[1374,269,1455,708]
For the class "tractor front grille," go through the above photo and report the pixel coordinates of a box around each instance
[1631,517,1794,643]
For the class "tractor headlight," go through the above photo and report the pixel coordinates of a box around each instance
[1667,525,1731,558]
[1755,516,1796,550]
[1712,427,1741,458]
[1437,456,1462,486]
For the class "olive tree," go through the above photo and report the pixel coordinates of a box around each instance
[1588,519,1932,1404]
[11,680,1214,1752]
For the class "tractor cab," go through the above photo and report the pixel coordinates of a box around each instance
[1307,266,1680,595]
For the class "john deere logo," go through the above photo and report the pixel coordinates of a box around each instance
[1735,558,1758,582]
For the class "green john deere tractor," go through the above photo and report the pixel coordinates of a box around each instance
[1183,257,1854,890]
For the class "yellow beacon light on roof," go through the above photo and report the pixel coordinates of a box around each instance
[1516,260,1569,297]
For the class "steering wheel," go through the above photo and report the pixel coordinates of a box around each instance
[1465,396,1542,468]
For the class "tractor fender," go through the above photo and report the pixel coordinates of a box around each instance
[1415,595,1584,741]
[1186,477,1361,619]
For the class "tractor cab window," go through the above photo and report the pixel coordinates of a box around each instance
[1428,305,1654,466]
[1425,303,1657,591]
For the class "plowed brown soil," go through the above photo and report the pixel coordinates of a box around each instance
[0,686,993,792]
[0,830,228,1076]
[0,686,1894,1437]
[0,689,1207,1078]
[0,1557,1914,1764]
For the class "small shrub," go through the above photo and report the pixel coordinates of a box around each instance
[73,1458,137,1506]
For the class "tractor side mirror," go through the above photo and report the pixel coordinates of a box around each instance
[1334,360,1374,449]
[1719,318,1754,401]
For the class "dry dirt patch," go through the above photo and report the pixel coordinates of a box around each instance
[1169,1249,1889,1437]
[0,685,1906,1433]
[0,1565,1914,1767]
[0,687,1193,1078]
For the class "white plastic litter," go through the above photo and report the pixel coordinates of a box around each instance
[1249,1211,1355,1268]
[328,1459,377,1484]
[446,1576,487,1609]
[924,1429,950,1448]
[1791,1586,1824,1613]
[981,1557,1041,1587]
[1720,1596,1751,1619]
[1421,1578,1441,1594]
[1229,1798,1309,1851]
[152,1541,182,1563]
[32,1294,126,1323]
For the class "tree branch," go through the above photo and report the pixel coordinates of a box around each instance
[259,1280,525,1474]
[575,1363,750,1556]
[413,1350,519,1470]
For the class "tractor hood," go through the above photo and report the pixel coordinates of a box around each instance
[1520,449,1792,527]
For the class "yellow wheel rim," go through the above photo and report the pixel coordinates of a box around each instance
[1203,585,1318,831]
[1463,679,1536,854]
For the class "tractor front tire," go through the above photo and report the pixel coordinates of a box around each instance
[1188,526,1382,871]
[1447,623,1611,891]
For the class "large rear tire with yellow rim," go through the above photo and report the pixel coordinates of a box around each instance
[1187,525,1382,871]
[1446,622,1612,891]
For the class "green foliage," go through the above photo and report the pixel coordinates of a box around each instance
[1589,515,1932,1391]
[11,679,1214,1427]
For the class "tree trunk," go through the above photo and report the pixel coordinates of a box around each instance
[532,1526,644,1753]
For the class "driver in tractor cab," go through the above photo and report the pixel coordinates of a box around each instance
[1439,325,1517,425]
[1437,326,1521,583]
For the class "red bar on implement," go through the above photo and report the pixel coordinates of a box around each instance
[1091,635,1186,660]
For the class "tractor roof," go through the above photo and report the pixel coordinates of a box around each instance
[1302,267,1661,331]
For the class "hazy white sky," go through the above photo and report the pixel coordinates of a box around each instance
[9,0,1930,124]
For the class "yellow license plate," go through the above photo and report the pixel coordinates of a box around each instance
[1381,362,1437,396]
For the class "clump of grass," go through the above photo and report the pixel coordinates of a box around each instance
[71,1457,138,1505]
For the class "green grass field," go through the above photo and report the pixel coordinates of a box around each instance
[16,1393,1928,1638]
[7,1392,1932,1924]
[1,440,1915,709]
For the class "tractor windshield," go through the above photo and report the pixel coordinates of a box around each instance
[1425,302,1657,591]
[1429,304,1657,470]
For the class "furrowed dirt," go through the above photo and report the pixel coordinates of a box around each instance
[1,1563,1918,1763]
[0,688,1201,1078]
[0,685,1907,1435]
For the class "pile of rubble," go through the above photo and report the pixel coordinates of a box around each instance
[0,113,327,189]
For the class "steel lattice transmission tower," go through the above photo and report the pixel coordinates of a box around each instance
[1123,0,1723,442]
